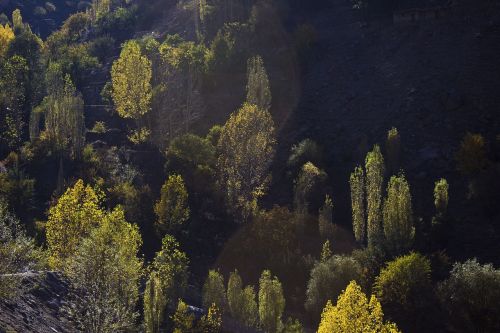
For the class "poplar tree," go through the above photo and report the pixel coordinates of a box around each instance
[349,166,366,244]
[144,271,167,333]
[385,127,401,174]
[226,269,258,327]
[154,174,190,235]
[111,40,152,120]
[217,103,276,222]
[246,55,272,111]
[383,174,414,255]
[365,145,385,248]
[202,270,226,310]
[434,178,449,217]
[258,270,285,333]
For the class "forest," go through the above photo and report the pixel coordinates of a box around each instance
[1,0,500,332]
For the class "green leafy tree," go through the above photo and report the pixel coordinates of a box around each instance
[246,55,271,111]
[202,269,226,310]
[66,207,143,333]
[111,40,152,119]
[144,271,167,333]
[374,253,432,331]
[438,259,500,333]
[382,174,414,255]
[433,178,449,217]
[217,103,276,221]
[45,179,105,269]
[318,281,400,333]
[42,68,85,157]
[152,235,189,307]
[172,299,195,333]
[294,162,327,215]
[365,145,385,248]
[258,270,285,333]
[305,255,362,319]
[349,166,366,244]
[154,174,190,235]
[198,303,222,333]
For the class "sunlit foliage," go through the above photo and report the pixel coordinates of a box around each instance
[382,174,414,255]
[318,281,400,333]
[154,174,190,235]
[111,40,152,119]
[294,162,327,215]
[434,178,449,217]
[172,299,195,333]
[144,271,167,333]
[227,269,258,327]
[0,23,14,57]
[350,166,366,244]
[202,269,226,310]
[258,270,285,333]
[246,55,271,111]
[365,145,385,248]
[217,103,276,221]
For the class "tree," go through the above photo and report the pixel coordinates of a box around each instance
[154,174,190,235]
[45,179,105,269]
[66,207,143,333]
[320,240,333,263]
[246,55,272,111]
[202,270,226,310]
[382,174,414,255]
[0,23,14,57]
[0,199,44,298]
[438,259,500,333]
[111,40,152,119]
[433,178,449,217]
[293,162,327,215]
[217,103,276,221]
[374,253,432,331]
[365,145,385,247]
[42,69,85,157]
[258,270,285,333]
[227,269,243,317]
[282,318,304,333]
[198,303,222,333]
[172,299,195,333]
[385,127,401,174]
[144,271,167,333]
[318,281,400,333]
[152,235,190,307]
[350,166,366,244]
[305,255,362,319]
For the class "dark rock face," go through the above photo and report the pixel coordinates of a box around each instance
[0,272,78,333]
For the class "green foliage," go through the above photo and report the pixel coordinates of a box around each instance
[198,303,222,333]
[66,207,143,332]
[172,299,195,333]
[91,121,107,134]
[144,271,167,333]
[382,174,414,255]
[41,69,85,157]
[227,269,258,327]
[246,55,271,111]
[151,235,190,307]
[111,40,152,119]
[320,240,333,263]
[217,103,276,221]
[305,255,362,319]
[258,270,285,333]
[456,132,489,175]
[433,178,449,217]
[154,174,190,235]
[365,145,385,248]
[168,133,216,172]
[318,281,400,333]
[294,162,327,215]
[0,200,45,298]
[202,269,226,310]
[438,259,500,333]
[374,253,432,324]
[128,127,151,145]
[45,179,105,269]
[350,165,366,244]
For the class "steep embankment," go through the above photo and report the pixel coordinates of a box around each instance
[271,0,500,260]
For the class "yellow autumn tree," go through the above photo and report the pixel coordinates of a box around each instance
[111,40,152,120]
[318,281,400,333]
[0,23,14,57]
[45,179,105,269]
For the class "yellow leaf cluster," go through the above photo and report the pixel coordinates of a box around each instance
[0,23,14,57]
